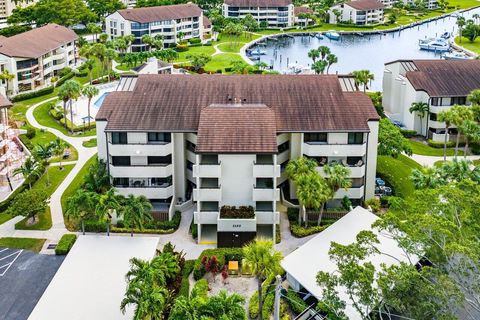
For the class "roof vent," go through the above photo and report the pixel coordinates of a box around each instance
[227,95,233,102]
[242,98,247,103]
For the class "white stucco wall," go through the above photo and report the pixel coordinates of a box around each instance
[219,154,255,207]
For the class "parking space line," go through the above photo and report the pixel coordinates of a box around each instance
[0,249,22,277]
[0,252,19,262]
[0,248,8,254]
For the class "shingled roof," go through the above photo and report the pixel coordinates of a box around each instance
[117,4,202,23]
[0,24,77,58]
[224,0,292,7]
[345,0,384,10]
[0,94,12,108]
[96,75,379,138]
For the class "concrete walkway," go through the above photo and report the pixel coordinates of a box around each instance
[408,154,480,167]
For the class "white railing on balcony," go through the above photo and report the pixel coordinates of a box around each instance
[116,185,173,198]
[193,164,221,178]
[217,216,257,232]
[110,164,172,178]
[109,142,172,156]
[335,186,364,199]
[253,164,281,178]
[428,120,448,130]
[253,188,280,201]
[194,211,219,224]
[317,164,365,179]
[255,211,280,224]
[193,187,222,201]
[303,143,367,157]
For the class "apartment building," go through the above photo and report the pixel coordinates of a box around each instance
[329,0,384,25]
[223,0,294,28]
[402,0,437,9]
[0,0,37,29]
[96,74,379,247]
[383,59,480,141]
[0,24,77,95]
[105,4,206,51]
[121,0,136,8]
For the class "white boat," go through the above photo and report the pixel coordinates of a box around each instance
[442,51,473,60]
[440,32,451,39]
[418,38,450,52]
[325,31,340,40]
[249,48,267,55]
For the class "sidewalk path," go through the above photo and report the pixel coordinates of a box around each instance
[408,154,480,167]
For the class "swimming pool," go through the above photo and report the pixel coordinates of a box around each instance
[94,92,110,109]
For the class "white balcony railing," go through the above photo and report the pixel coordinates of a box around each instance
[253,164,281,178]
[429,120,448,130]
[303,143,367,157]
[255,211,280,224]
[108,142,172,156]
[193,164,221,178]
[194,211,218,224]
[317,164,365,179]
[193,187,222,201]
[253,188,280,202]
[217,216,257,232]
[116,185,173,198]
[335,186,364,199]
[109,164,173,178]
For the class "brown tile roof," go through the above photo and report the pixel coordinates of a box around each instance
[96,74,379,135]
[224,0,292,7]
[294,6,313,16]
[117,4,202,23]
[345,0,384,10]
[196,104,277,153]
[0,94,12,108]
[203,16,212,28]
[0,24,78,58]
[405,60,480,97]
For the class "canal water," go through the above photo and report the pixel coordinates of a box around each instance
[248,7,480,90]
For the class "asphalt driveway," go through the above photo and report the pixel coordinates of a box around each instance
[0,248,64,320]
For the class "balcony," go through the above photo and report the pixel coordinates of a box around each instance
[429,120,447,130]
[335,186,364,199]
[108,142,172,156]
[253,188,280,201]
[429,105,451,114]
[253,164,280,178]
[109,164,173,178]
[256,211,279,224]
[217,216,257,232]
[193,187,222,201]
[193,157,221,178]
[317,164,365,179]
[303,142,367,157]
[194,211,218,224]
[116,185,173,198]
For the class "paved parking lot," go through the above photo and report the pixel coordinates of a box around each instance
[0,247,65,320]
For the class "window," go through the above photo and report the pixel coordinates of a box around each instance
[147,132,171,143]
[113,177,129,187]
[348,133,363,144]
[186,160,194,171]
[148,155,172,165]
[112,156,130,166]
[278,141,289,153]
[351,178,364,188]
[186,141,196,152]
[151,176,172,187]
[451,97,466,105]
[111,132,127,144]
[430,113,438,121]
[431,97,442,106]
[304,133,327,144]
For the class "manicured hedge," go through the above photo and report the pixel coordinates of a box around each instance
[55,234,77,255]
[191,278,208,299]
[248,274,275,319]
[11,86,54,102]
[56,71,75,87]
[286,289,309,315]
[193,248,243,280]
[286,208,332,237]
[400,129,417,138]
[178,259,195,298]
[111,226,175,234]
[428,139,455,148]
[84,220,108,232]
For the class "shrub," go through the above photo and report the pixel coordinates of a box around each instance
[116,219,124,228]
[400,129,417,138]
[286,289,308,315]
[183,259,195,277]
[428,139,454,148]
[25,126,36,139]
[287,207,298,222]
[262,293,275,320]
[470,143,480,155]
[248,275,275,319]
[55,234,77,255]
[190,220,197,239]
[84,220,108,232]
[176,44,188,52]
[178,277,190,298]
[365,198,381,213]
[191,278,208,299]
[193,248,243,280]
[341,196,352,210]
[11,86,54,102]
[290,224,327,237]
[188,37,202,44]
[49,107,63,120]
[59,67,72,77]
[220,205,255,219]
[249,291,260,319]
[224,67,233,72]
[56,72,75,87]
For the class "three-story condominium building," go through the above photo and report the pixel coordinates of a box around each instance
[329,0,384,25]
[0,0,38,29]
[383,59,480,141]
[222,0,294,28]
[96,74,379,247]
[0,24,77,95]
[105,4,206,51]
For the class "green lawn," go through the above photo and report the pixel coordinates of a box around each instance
[204,53,245,72]
[376,155,422,198]
[217,42,245,53]
[455,36,480,55]
[0,213,13,225]
[32,100,96,137]
[174,45,216,62]
[19,129,79,162]
[82,138,97,148]
[61,154,97,231]
[0,237,46,252]
[407,140,461,157]
[15,164,74,230]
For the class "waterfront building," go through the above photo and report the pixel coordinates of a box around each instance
[329,0,384,25]
[294,6,314,26]
[105,3,207,51]
[0,0,37,29]
[383,59,480,141]
[0,24,77,95]
[121,0,136,8]
[96,74,379,247]
[222,0,294,28]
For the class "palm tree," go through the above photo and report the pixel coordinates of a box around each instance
[318,45,331,60]
[325,53,338,74]
[323,163,352,192]
[153,34,164,51]
[82,85,99,130]
[243,239,283,320]
[203,290,246,319]
[105,48,118,82]
[308,48,320,63]
[438,109,456,161]
[410,167,442,189]
[32,144,51,185]
[50,138,68,169]
[151,252,181,283]
[296,173,331,227]
[352,70,374,92]
[0,70,15,96]
[58,80,81,133]
[12,156,43,189]
[65,189,98,234]
[409,102,429,137]
[457,17,466,43]
[121,194,153,236]
[91,43,107,80]
[84,59,96,84]
[467,89,480,106]
[312,60,327,74]
[459,120,480,158]
[95,188,121,236]
[450,105,474,158]
[141,34,153,52]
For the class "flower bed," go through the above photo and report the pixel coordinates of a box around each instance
[220,205,255,219]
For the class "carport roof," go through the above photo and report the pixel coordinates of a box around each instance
[28,235,159,320]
